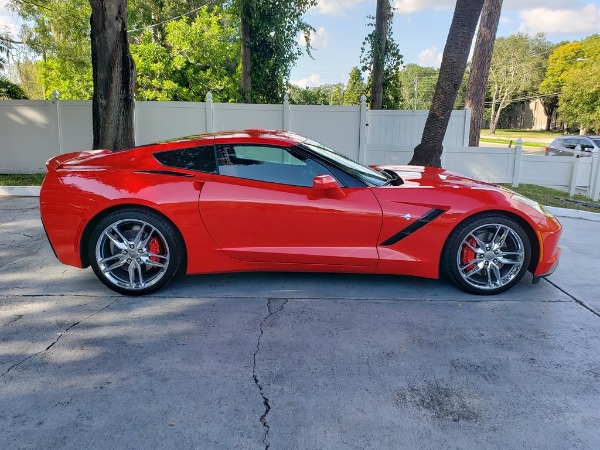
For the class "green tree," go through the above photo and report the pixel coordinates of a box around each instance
[410,0,484,167]
[487,33,552,134]
[558,65,600,132]
[237,0,316,103]
[329,83,344,105]
[0,74,28,99]
[11,0,93,99]
[287,83,345,105]
[129,0,228,44]
[397,64,438,109]
[13,59,46,99]
[0,34,8,70]
[540,35,600,131]
[360,0,403,109]
[343,67,365,105]
[131,7,240,102]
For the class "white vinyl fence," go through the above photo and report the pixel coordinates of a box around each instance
[1,94,599,200]
[0,93,467,172]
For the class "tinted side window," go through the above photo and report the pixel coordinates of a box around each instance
[154,146,217,173]
[579,139,594,150]
[216,144,335,187]
[562,138,578,149]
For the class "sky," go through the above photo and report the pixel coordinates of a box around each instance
[2,0,600,87]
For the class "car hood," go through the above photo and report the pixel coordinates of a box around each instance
[375,164,508,192]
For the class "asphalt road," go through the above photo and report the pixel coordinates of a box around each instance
[1,197,599,449]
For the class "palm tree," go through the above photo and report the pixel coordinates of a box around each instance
[409,0,484,167]
[0,35,8,70]
[465,0,503,146]
[0,75,28,99]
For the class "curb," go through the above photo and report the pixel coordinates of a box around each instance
[1,186,600,222]
[545,206,600,222]
[0,186,41,197]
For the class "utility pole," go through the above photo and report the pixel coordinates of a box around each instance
[414,77,418,109]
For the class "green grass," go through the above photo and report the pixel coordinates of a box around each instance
[479,137,546,148]
[480,129,563,149]
[500,184,600,213]
[482,129,562,140]
[0,174,45,186]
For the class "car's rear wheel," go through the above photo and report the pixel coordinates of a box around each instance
[443,214,531,295]
[88,209,184,295]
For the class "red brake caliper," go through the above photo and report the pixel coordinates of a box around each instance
[461,237,477,270]
[148,237,161,263]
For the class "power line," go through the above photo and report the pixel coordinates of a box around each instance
[128,0,223,33]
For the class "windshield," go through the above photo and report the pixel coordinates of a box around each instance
[301,139,389,186]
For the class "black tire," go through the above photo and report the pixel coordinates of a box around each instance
[443,214,531,295]
[88,208,185,296]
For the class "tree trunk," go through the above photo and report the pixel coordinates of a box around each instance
[240,0,251,103]
[540,96,558,131]
[370,0,388,110]
[89,0,135,150]
[489,94,507,134]
[409,0,484,167]
[489,90,498,133]
[465,0,502,147]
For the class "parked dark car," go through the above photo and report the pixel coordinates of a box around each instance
[545,136,600,157]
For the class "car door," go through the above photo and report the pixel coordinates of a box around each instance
[560,138,579,156]
[198,144,383,268]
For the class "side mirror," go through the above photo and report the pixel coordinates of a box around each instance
[312,174,345,199]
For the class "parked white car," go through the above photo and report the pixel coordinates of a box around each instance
[545,136,600,157]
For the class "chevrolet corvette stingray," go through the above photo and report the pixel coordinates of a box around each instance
[40,129,562,295]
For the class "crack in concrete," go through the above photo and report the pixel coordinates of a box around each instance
[15,233,36,239]
[543,278,600,318]
[253,298,288,450]
[0,297,120,378]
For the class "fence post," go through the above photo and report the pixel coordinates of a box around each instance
[205,92,214,132]
[512,138,522,188]
[359,94,368,164]
[133,99,140,145]
[283,93,290,131]
[569,154,581,197]
[52,90,64,154]
[463,107,471,147]
[590,153,600,201]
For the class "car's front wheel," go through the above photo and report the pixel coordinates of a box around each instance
[443,214,531,295]
[88,209,185,295]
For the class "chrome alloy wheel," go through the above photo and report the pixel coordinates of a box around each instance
[95,219,170,291]
[456,223,525,291]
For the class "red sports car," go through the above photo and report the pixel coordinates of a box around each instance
[40,129,562,296]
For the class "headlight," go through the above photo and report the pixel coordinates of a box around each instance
[511,194,554,218]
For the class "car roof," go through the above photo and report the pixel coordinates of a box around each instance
[556,135,598,139]
[144,129,306,149]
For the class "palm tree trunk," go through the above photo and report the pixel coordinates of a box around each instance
[465,0,503,146]
[409,0,484,167]
[240,0,252,103]
[370,0,388,110]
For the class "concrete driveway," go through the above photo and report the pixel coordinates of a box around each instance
[1,196,599,449]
